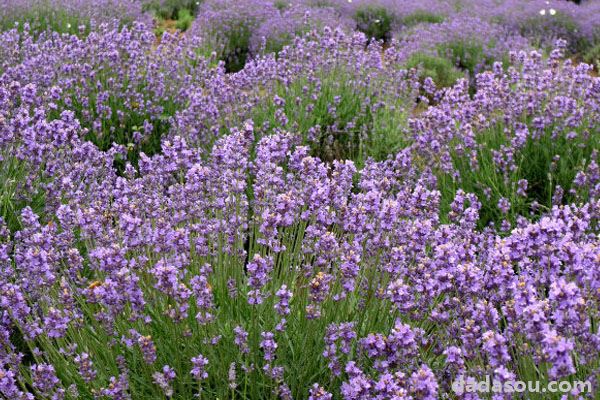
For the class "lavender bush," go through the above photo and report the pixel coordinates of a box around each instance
[0,22,219,167]
[1,1,600,399]
[0,0,148,35]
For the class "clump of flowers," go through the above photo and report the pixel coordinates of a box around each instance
[0,2,599,399]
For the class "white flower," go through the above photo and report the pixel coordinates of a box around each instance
[374,19,380,23]
[549,8,556,15]
[539,9,546,15]
[66,23,71,28]
[348,0,352,2]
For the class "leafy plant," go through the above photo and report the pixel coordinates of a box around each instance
[354,5,394,42]
[175,8,194,31]
[405,52,465,89]
[143,0,200,20]
[438,39,487,75]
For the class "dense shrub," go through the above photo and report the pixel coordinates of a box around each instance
[405,52,465,90]
[143,0,200,20]
[353,5,393,42]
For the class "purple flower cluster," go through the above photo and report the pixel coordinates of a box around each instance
[2,104,598,397]
[390,15,531,74]
[0,1,599,399]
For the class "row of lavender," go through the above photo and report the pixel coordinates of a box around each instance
[189,0,600,73]
[2,0,599,74]
[0,0,150,35]
[0,2,599,400]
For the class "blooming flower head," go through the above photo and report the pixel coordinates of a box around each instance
[191,355,209,380]
[309,384,333,400]
[153,366,176,397]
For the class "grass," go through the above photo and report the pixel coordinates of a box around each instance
[401,10,445,28]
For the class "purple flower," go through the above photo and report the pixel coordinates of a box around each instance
[497,197,511,215]
[274,285,292,316]
[30,364,60,397]
[260,331,278,362]
[247,254,274,305]
[191,355,209,381]
[74,353,97,383]
[409,365,438,400]
[153,365,176,397]
[234,325,250,354]
[542,330,575,379]
[309,384,332,400]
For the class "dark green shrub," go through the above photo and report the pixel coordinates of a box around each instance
[175,9,194,31]
[354,5,393,42]
[405,52,464,89]
[583,43,600,66]
[143,0,200,20]
[438,40,486,75]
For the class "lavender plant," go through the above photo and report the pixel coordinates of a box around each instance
[0,1,600,400]
[0,0,148,35]
[411,42,600,228]
[391,16,531,77]
[245,29,418,164]
[1,125,599,398]
[0,22,220,167]
[191,0,278,72]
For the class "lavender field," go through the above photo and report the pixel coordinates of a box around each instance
[0,0,599,399]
